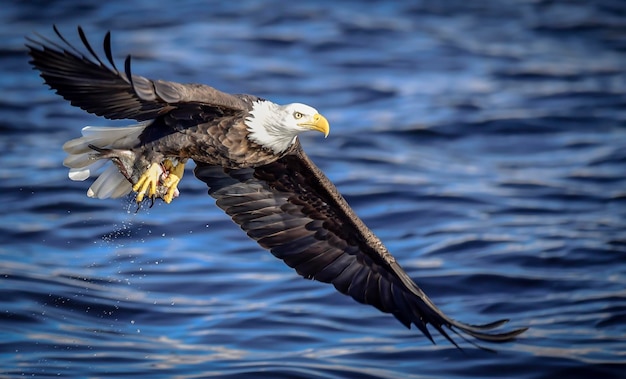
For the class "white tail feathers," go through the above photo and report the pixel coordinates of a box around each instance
[87,165,133,199]
[63,122,149,199]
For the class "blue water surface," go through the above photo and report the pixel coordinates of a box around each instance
[1,1,625,378]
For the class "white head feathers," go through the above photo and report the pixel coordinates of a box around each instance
[246,100,329,154]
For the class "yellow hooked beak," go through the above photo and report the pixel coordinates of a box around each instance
[299,113,330,138]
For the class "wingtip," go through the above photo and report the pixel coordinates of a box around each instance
[455,322,529,343]
[124,55,134,86]
[462,318,512,331]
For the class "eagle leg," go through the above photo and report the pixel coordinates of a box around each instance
[160,158,186,204]
[133,163,163,203]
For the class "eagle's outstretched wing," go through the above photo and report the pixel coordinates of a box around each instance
[194,143,528,349]
[26,26,247,121]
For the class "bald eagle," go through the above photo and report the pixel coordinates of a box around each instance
[26,26,527,349]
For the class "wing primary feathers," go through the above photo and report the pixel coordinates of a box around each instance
[422,308,461,349]
[103,31,118,72]
[25,29,68,58]
[451,318,510,332]
[52,24,83,57]
[124,55,134,90]
[77,26,106,67]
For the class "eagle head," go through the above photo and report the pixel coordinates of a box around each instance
[246,100,330,154]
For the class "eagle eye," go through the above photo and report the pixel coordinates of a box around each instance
[293,111,304,119]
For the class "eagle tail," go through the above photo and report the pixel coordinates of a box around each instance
[62,123,148,199]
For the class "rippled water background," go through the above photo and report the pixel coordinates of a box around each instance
[1,1,625,378]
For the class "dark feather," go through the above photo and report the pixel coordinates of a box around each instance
[194,143,528,349]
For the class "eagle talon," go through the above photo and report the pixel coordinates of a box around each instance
[133,163,163,203]
[160,159,186,204]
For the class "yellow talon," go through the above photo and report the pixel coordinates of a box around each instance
[161,159,186,204]
[133,163,162,203]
